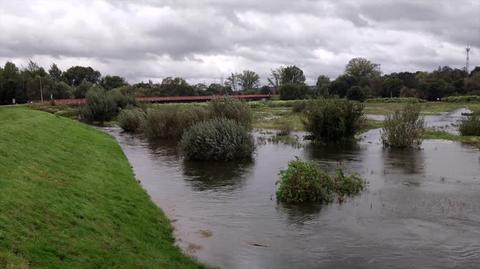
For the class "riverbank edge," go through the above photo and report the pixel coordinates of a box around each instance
[0,106,210,269]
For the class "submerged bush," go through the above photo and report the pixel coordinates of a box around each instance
[117,108,145,132]
[303,99,364,143]
[208,98,253,128]
[144,107,209,139]
[381,104,425,148]
[276,159,365,204]
[459,111,480,136]
[180,118,254,161]
[80,87,116,124]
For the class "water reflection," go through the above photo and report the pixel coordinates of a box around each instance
[276,203,323,225]
[182,160,253,192]
[382,147,425,175]
[104,126,480,269]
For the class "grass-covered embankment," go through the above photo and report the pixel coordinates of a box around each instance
[0,107,208,269]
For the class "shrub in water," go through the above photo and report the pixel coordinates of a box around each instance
[381,103,425,148]
[117,108,145,132]
[144,107,209,139]
[276,159,365,204]
[208,98,253,128]
[80,86,116,124]
[332,168,366,197]
[459,111,480,136]
[180,118,254,161]
[303,99,364,143]
[276,159,334,204]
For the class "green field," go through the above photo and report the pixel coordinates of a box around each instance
[0,107,208,269]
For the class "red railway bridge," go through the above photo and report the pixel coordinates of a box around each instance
[47,94,272,106]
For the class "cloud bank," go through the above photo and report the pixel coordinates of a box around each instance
[0,0,479,84]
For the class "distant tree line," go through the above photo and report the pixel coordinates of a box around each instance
[1,58,479,104]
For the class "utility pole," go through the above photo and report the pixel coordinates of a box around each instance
[39,76,44,103]
[466,45,471,74]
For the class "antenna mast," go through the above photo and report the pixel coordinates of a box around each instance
[466,45,471,74]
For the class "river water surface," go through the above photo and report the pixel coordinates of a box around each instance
[105,110,480,269]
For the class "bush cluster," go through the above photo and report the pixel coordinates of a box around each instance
[303,99,364,143]
[276,159,365,204]
[279,83,310,100]
[459,111,480,136]
[381,104,425,148]
[143,107,209,139]
[346,86,367,102]
[80,87,117,123]
[117,108,145,132]
[180,118,254,161]
[80,86,138,124]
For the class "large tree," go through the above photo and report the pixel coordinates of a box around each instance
[345,58,381,83]
[279,65,306,85]
[316,75,330,96]
[63,66,101,86]
[160,77,195,96]
[101,75,127,90]
[48,63,62,81]
[225,73,239,92]
[237,70,260,90]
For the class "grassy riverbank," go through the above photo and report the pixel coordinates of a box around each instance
[0,107,208,269]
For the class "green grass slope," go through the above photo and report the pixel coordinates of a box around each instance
[0,107,208,269]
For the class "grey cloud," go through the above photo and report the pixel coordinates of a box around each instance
[0,0,478,83]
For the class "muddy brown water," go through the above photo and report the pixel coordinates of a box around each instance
[104,110,480,269]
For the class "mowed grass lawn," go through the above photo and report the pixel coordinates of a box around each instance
[0,107,208,269]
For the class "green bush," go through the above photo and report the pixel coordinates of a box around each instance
[459,112,480,136]
[276,159,365,204]
[117,108,145,132]
[109,89,137,109]
[279,83,310,100]
[346,86,367,102]
[303,99,364,143]
[80,87,116,124]
[143,107,209,139]
[381,104,425,148]
[208,98,253,128]
[180,118,254,161]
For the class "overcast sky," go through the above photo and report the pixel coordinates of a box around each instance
[0,0,479,84]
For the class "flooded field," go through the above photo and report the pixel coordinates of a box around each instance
[105,110,480,269]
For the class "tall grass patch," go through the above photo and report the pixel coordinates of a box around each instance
[381,103,425,148]
[208,98,253,128]
[180,118,254,161]
[117,108,146,132]
[460,111,480,136]
[303,99,364,143]
[144,107,209,139]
